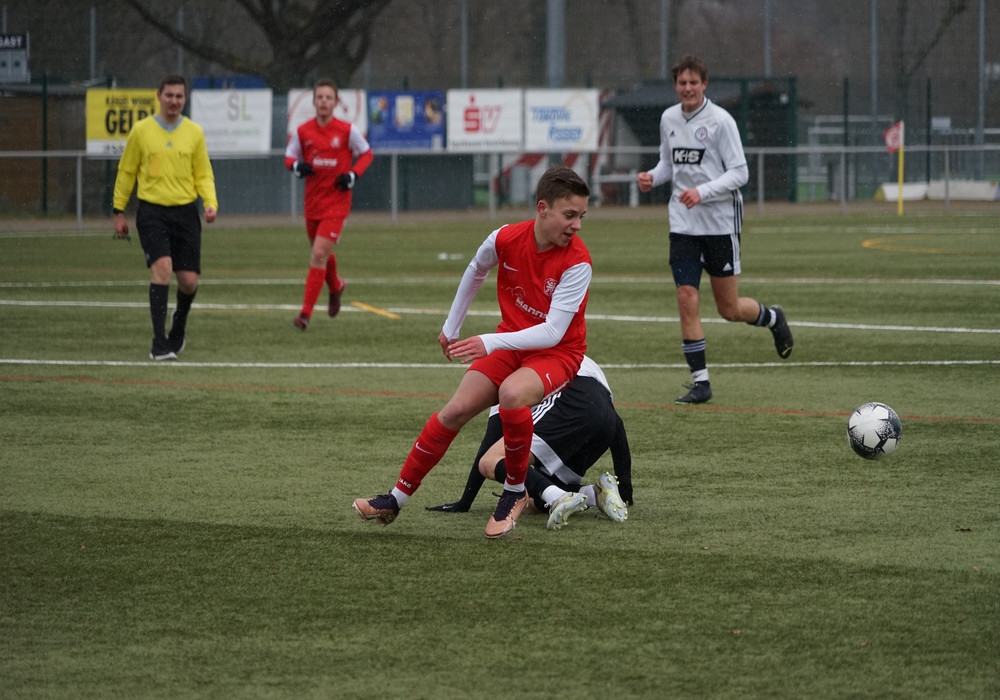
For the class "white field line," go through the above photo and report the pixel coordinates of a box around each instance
[2,276,1000,288]
[1,298,998,334]
[2,359,998,370]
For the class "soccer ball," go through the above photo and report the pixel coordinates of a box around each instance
[847,402,902,460]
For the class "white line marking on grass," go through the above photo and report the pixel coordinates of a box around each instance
[2,299,998,334]
[0,359,466,369]
[3,275,999,289]
[3,359,999,370]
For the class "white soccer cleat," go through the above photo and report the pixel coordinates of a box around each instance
[596,472,628,523]
[546,491,588,530]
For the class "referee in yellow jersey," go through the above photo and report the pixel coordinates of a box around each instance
[112,74,218,361]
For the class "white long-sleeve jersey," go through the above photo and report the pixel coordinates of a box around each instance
[647,97,749,236]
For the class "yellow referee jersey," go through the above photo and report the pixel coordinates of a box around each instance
[112,115,218,211]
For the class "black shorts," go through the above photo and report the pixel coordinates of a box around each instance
[522,376,618,486]
[136,200,202,273]
[669,232,741,288]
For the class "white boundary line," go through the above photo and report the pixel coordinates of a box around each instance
[2,298,998,334]
[2,359,999,370]
[2,275,999,288]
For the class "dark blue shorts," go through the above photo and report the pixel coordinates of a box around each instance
[669,232,741,288]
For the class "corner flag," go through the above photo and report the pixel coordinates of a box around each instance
[884,121,904,154]
[884,121,905,215]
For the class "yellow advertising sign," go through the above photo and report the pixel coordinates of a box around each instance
[86,88,158,156]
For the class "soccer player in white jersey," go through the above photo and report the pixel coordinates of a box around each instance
[637,54,793,405]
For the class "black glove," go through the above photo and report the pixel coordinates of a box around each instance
[291,161,314,178]
[425,500,471,513]
[335,171,357,191]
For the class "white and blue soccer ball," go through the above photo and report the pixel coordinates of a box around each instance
[847,402,902,460]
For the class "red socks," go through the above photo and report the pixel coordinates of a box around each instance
[395,407,532,496]
[397,413,458,495]
[325,255,342,292]
[300,266,326,317]
[498,406,533,488]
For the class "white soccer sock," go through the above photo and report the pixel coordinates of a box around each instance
[390,487,409,507]
[542,485,567,507]
[582,484,598,507]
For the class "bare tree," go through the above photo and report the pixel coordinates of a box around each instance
[891,0,969,122]
[120,0,392,91]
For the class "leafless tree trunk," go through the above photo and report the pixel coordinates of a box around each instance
[121,0,392,91]
[892,0,969,122]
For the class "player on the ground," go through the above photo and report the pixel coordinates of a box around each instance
[637,54,793,405]
[353,165,592,539]
[112,74,218,361]
[427,355,633,530]
[285,78,373,330]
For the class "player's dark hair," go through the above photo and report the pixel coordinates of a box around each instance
[534,165,590,204]
[671,54,708,83]
[158,74,187,94]
[314,77,338,97]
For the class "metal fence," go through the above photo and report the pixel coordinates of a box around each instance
[1,144,997,228]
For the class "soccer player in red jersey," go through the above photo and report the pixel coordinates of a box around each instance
[353,165,593,539]
[284,78,373,330]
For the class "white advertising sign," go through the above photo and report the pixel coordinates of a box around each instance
[524,89,600,152]
[446,89,523,152]
[287,88,367,136]
[191,89,273,154]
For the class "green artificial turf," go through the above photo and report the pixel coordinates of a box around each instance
[1,205,998,699]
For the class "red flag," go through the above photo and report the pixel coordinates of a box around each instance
[884,121,904,153]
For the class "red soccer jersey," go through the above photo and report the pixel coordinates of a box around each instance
[493,219,591,357]
[285,116,372,220]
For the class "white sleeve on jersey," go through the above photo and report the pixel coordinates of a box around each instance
[284,130,303,161]
[695,112,748,203]
[647,114,675,187]
[479,306,576,353]
[478,261,592,353]
[348,124,371,157]
[440,229,500,340]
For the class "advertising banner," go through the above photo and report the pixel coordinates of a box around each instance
[85,88,158,156]
[524,89,600,152]
[446,89,523,152]
[191,89,273,154]
[366,90,445,150]
[286,88,367,137]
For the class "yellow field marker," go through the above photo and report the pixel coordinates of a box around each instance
[351,301,401,319]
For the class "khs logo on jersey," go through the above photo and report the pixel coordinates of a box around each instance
[672,148,706,165]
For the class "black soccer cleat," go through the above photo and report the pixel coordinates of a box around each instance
[167,310,186,356]
[674,381,712,405]
[328,281,346,318]
[769,305,793,359]
[149,338,177,361]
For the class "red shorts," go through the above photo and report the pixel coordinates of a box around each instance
[470,348,583,398]
[306,218,345,243]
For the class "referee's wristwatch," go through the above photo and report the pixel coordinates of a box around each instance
[113,208,124,215]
